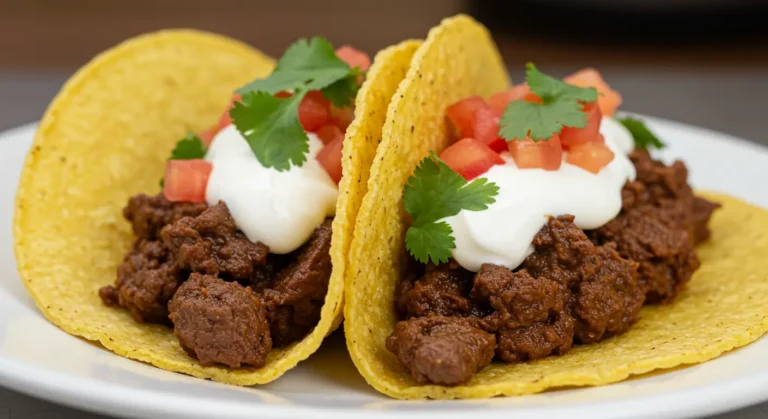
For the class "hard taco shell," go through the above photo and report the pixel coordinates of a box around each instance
[343,15,768,399]
[13,31,418,385]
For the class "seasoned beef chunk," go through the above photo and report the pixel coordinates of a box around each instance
[588,151,714,303]
[572,244,644,343]
[396,260,476,318]
[123,193,206,240]
[247,256,282,292]
[513,216,644,347]
[472,265,568,331]
[469,263,575,362]
[169,273,272,368]
[626,150,719,244]
[691,196,720,243]
[99,284,119,307]
[99,239,180,324]
[496,312,574,363]
[523,215,600,287]
[629,149,694,206]
[386,316,495,386]
[262,220,333,347]
[590,204,699,303]
[161,202,269,279]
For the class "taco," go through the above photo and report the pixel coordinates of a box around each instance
[14,30,420,385]
[344,14,768,399]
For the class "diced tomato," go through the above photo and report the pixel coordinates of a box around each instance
[488,84,542,114]
[440,138,504,180]
[216,93,243,132]
[163,159,212,203]
[299,91,330,132]
[329,105,355,131]
[471,107,507,153]
[446,96,490,138]
[317,124,344,145]
[566,139,615,174]
[198,126,217,147]
[560,101,603,150]
[316,137,343,183]
[564,68,622,117]
[508,135,563,171]
[335,45,371,71]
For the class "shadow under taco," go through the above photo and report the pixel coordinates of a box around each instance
[14,30,421,385]
[344,14,768,399]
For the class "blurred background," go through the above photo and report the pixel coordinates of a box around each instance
[1,0,767,144]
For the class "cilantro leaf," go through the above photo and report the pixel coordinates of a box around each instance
[499,99,587,141]
[230,91,309,171]
[499,63,598,142]
[526,63,597,102]
[404,153,499,264]
[322,69,362,107]
[618,117,666,150]
[406,222,455,266]
[237,37,352,95]
[169,132,206,160]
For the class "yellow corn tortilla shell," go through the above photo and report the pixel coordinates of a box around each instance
[13,30,414,385]
[344,14,768,400]
[329,40,422,331]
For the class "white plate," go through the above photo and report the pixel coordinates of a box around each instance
[1,118,768,419]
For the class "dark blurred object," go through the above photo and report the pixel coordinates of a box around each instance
[471,0,768,66]
[0,0,464,69]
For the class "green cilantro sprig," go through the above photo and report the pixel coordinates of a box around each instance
[617,117,666,150]
[231,92,308,171]
[232,37,363,170]
[499,63,597,142]
[169,132,206,160]
[404,153,499,265]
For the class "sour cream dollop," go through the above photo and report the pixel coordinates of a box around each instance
[205,125,338,254]
[444,117,636,272]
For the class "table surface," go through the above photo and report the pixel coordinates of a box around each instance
[1,68,767,419]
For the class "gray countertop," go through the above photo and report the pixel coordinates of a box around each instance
[1,68,766,419]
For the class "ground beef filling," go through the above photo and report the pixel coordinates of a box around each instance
[388,152,718,386]
[169,273,272,368]
[590,149,719,303]
[386,316,496,386]
[99,195,333,368]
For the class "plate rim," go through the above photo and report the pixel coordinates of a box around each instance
[2,117,768,419]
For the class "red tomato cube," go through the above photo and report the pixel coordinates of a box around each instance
[198,126,217,147]
[335,45,371,71]
[564,68,622,117]
[216,93,242,133]
[329,105,355,131]
[471,107,507,153]
[299,91,330,132]
[316,137,344,183]
[440,138,504,180]
[560,101,603,150]
[488,84,542,114]
[317,124,344,145]
[566,140,614,174]
[508,135,563,171]
[163,159,213,203]
[446,96,490,138]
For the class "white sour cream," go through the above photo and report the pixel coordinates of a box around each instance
[205,125,338,254]
[444,117,636,272]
